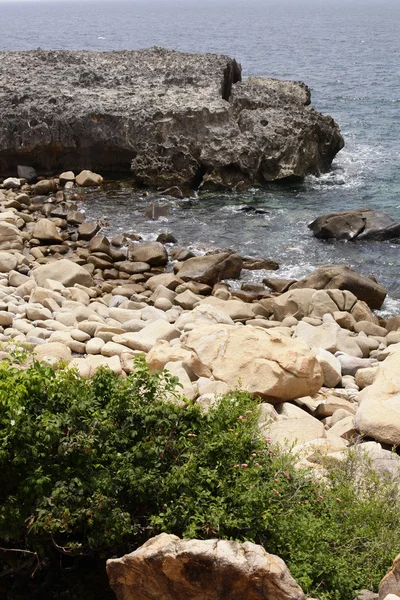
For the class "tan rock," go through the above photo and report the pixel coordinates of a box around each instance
[380,554,400,600]
[316,348,342,387]
[175,304,234,330]
[146,340,212,378]
[32,219,63,243]
[34,342,72,363]
[355,366,379,389]
[75,170,103,186]
[177,252,243,286]
[106,533,305,600]
[260,402,325,446]
[354,349,400,445]
[183,324,323,401]
[199,296,255,321]
[114,320,180,353]
[32,259,94,288]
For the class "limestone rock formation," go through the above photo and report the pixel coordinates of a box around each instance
[309,208,400,241]
[106,533,306,600]
[0,48,343,190]
[182,324,323,401]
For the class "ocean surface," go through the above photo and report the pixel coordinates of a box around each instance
[1,0,400,313]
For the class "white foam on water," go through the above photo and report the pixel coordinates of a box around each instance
[376,296,400,319]
[306,142,389,191]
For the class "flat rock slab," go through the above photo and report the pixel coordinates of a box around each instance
[0,48,343,190]
[309,208,400,241]
[106,533,305,600]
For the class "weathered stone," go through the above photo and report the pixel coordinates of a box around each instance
[128,242,168,266]
[183,324,322,401]
[354,349,400,445]
[78,222,101,240]
[178,252,242,286]
[199,296,255,321]
[379,554,400,600]
[114,320,180,353]
[32,218,63,243]
[290,265,386,310]
[0,49,342,190]
[309,208,400,241]
[34,342,72,363]
[106,533,305,600]
[316,348,342,388]
[59,171,75,184]
[34,179,57,195]
[75,170,103,186]
[32,259,94,288]
[0,251,18,273]
[260,402,325,446]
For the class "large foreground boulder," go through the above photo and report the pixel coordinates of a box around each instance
[309,208,400,241]
[289,265,387,309]
[354,349,400,446]
[182,324,323,401]
[0,48,343,190]
[106,533,305,600]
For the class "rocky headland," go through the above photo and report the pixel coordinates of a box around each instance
[0,48,343,192]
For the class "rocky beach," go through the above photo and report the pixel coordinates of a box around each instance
[1,48,400,600]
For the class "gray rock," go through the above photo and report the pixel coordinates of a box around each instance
[0,49,342,190]
[309,208,400,241]
[178,252,242,286]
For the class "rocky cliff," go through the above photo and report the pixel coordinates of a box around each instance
[0,47,343,190]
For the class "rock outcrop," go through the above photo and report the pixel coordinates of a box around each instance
[309,208,400,241]
[182,324,323,401]
[289,265,387,310]
[354,349,400,446]
[106,533,306,600]
[0,48,343,190]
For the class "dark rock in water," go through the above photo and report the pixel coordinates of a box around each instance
[0,48,343,190]
[238,206,269,215]
[17,165,37,183]
[309,208,400,241]
[157,232,177,244]
[289,264,387,309]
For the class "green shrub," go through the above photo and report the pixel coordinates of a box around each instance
[0,354,399,600]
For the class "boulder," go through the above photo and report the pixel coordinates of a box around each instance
[354,349,400,445]
[309,208,400,241]
[106,533,305,600]
[289,265,386,309]
[75,170,103,186]
[32,258,94,288]
[199,296,255,321]
[34,342,72,364]
[183,324,323,401]
[32,218,63,243]
[0,251,18,273]
[17,165,37,183]
[380,554,400,600]
[259,402,325,447]
[34,179,57,195]
[0,222,23,251]
[178,252,242,286]
[316,348,342,388]
[0,49,342,190]
[128,242,168,267]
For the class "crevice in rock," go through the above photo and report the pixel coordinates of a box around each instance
[221,59,242,101]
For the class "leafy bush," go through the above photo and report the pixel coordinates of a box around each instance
[0,354,399,600]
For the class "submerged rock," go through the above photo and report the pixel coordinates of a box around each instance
[0,48,343,190]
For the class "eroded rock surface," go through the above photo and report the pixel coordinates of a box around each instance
[106,533,306,600]
[0,48,343,190]
[309,208,400,241]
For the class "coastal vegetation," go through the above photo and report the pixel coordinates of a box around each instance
[1,354,399,600]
